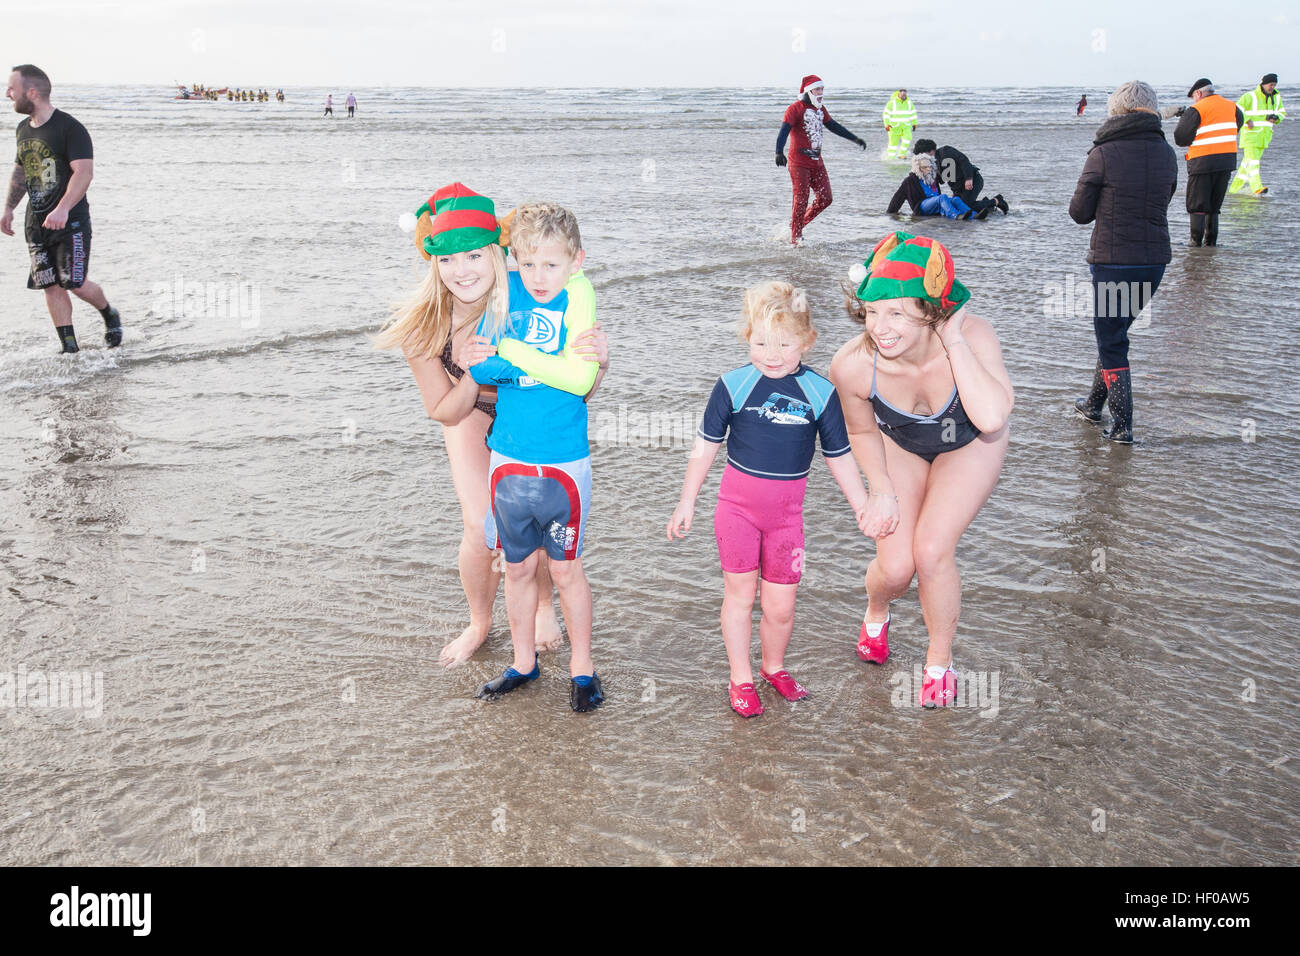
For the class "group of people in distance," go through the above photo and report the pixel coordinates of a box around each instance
[381,182,1013,717]
[323,93,357,117]
[776,76,1010,244]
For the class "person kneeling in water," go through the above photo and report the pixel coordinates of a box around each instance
[911,138,1008,216]
[887,153,986,220]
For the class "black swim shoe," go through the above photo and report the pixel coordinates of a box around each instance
[994,194,1009,214]
[102,306,123,348]
[569,673,605,713]
[974,206,991,220]
[476,656,539,700]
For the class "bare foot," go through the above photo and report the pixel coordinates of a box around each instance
[438,624,489,668]
[534,611,565,653]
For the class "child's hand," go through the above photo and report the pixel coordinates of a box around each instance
[861,492,900,539]
[570,323,609,368]
[457,335,497,369]
[666,500,695,540]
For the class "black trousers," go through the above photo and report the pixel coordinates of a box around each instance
[1186,169,1233,214]
[950,170,995,212]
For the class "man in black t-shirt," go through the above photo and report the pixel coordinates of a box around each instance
[2,64,122,353]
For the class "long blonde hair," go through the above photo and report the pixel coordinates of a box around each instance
[375,244,511,359]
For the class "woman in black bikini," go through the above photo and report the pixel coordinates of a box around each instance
[376,183,607,666]
[830,232,1013,707]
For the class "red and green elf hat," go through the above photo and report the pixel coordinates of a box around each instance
[853,231,970,310]
[412,182,501,260]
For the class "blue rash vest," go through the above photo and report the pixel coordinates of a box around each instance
[469,271,589,464]
[698,363,852,480]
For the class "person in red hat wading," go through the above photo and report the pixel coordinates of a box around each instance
[776,75,866,245]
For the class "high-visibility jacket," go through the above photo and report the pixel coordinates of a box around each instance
[1185,94,1239,160]
[1237,86,1286,149]
[882,93,918,129]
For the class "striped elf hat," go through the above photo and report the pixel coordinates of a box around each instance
[853,231,970,310]
[413,183,502,259]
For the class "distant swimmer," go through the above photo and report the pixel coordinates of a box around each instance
[1174,78,1244,246]
[2,65,123,353]
[323,93,333,117]
[1077,94,1087,116]
[882,88,918,159]
[774,74,867,245]
[276,89,284,102]
[346,92,356,118]
[1230,73,1285,196]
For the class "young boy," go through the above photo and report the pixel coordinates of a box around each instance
[469,202,604,713]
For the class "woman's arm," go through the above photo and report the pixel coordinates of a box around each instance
[404,348,482,425]
[938,311,1015,434]
[830,341,899,538]
[1068,148,1103,225]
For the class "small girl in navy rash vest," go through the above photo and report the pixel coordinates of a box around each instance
[667,282,872,717]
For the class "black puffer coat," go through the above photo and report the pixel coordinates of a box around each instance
[1069,112,1178,265]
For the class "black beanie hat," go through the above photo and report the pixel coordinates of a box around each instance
[1262,73,1278,86]
[1187,77,1212,97]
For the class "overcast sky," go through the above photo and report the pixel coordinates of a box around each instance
[4,0,1295,89]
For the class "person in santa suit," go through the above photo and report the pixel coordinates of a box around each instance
[776,74,866,245]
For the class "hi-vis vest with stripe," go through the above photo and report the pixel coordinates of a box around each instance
[1237,87,1285,148]
[882,94,918,127]
[1186,94,1239,160]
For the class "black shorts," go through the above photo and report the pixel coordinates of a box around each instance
[26,220,91,290]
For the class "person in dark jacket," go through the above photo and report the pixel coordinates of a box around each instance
[1173,78,1244,246]
[886,153,983,218]
[1068,80,1178,444]
[912,138,1008,215]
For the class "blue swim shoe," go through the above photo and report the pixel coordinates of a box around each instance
[569,673,605,713]
[476,656,539,700]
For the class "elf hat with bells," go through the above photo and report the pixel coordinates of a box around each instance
[849,231,969,311]
[412,182,517,260]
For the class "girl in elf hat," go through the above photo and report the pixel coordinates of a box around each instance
[667,281,871,717]
[376,183,608,667]
[775,74,867,245]
[830,232,1013,708]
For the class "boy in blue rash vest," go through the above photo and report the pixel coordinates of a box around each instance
[469,201,604,713]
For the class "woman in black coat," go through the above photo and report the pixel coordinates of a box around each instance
[1068,80,1177,443]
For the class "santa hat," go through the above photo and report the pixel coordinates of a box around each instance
[800,75,824,95]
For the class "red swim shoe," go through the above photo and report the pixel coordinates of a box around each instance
[729,681,764,718]
[760,669,809,702]
[856,613,890,664]
[920,665,957,708]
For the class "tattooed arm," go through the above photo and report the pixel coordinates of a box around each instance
[1,164,25,236]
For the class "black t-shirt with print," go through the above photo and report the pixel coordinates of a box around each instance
[14,109,93,238]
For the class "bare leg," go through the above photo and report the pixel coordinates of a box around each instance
[70,280,108,310]
[912,428,1009,669]
[720,570,759,684]
[757,579,799,674]
[533,557,564,652]
[547,556,592,676]
[43,286,73,327]
[437,409,500,666]
[503,551,540,673]
[864,439,929,624]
